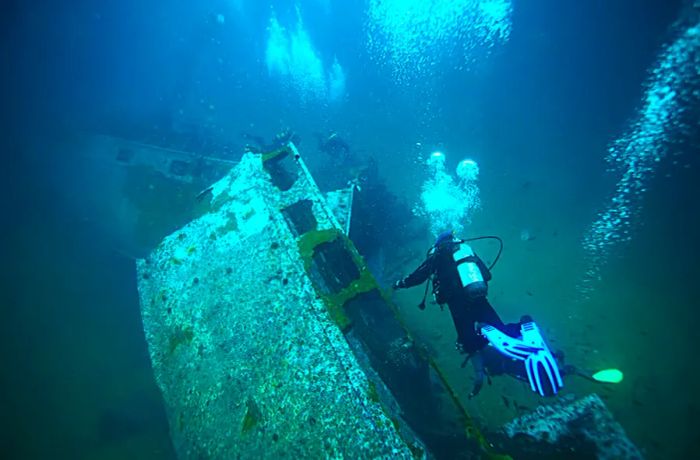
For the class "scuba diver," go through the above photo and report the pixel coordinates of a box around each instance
[313,131,365,191]
[241,128,300,154]
[316,131,351,163]
[393,230,515,355]
[393,231,566,398]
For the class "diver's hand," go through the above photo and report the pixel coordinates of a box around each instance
[392,279,406,290]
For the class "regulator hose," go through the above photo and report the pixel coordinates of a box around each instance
[460,235,504,270]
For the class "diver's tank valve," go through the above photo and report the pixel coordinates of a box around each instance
[453,243,488,299]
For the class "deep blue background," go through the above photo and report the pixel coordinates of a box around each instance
[2,1,696,458]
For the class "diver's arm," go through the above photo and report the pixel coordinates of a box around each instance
[394,256,434,289]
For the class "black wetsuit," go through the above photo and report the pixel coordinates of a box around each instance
[317,133,350,161]
[241,131,300,153]
[399,241,506,354]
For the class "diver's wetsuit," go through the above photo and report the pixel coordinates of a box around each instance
[398,241,510,354]
[241,131,300,153]
[317,132,350,161]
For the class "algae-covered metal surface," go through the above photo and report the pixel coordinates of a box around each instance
[496,394,642,459]
[136,143,486,459]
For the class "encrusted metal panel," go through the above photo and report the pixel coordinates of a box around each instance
[136,152,418,459]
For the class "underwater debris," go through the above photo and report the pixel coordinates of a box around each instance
[498,394,642,459]
[241,397,262,433]
[168,326,194,356]
[367,381,380,404]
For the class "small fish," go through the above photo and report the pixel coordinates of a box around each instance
[501,395,511,409]
[513,400,531,414]
[195,186,214,202]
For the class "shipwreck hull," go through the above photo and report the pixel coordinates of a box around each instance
[136,144,490,459]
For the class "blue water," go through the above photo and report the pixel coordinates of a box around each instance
[2,1,698,458]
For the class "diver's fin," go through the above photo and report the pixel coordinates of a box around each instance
[521,321,563,396]
[479,324,540,361]
[566,365,623,384]
[592,368,624,383]
[479,321,564,397]
[525,348,564,396]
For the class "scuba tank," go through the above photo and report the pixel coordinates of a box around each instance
[417,234,502,309]
[452,243,488,299]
